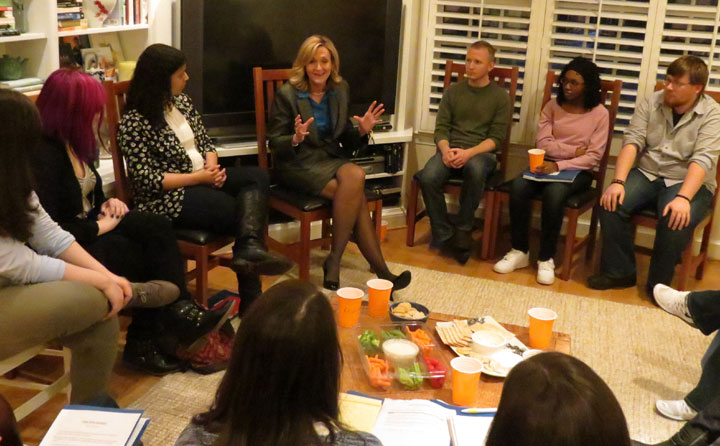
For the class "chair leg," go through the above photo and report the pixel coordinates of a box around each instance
[194,250,211,306]
[489,194,505,259]
[481,192,495,260]
[677,243,694,291]
[298,218,312,281]
[321,219,331,251]
[406,178,420,247]
[559,210,579,281]
[697,224,713,280]
[372,200,383,238]
[586,205,600,262]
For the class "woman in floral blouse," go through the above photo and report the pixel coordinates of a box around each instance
[118,44,291,314]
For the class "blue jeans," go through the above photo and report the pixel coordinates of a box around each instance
[416,152,496,242]
[598,168,713,289]
[509,171,593,261]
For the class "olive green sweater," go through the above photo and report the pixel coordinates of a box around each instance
[434,80,512,151]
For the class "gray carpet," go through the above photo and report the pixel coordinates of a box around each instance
[131,252,711,445]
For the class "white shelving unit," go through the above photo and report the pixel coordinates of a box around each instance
[0,0,171,81]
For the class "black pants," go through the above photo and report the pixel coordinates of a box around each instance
[509,171,593,261]
[689,393,720,444]
[685,291,720,410]
[173,166,269,312]
[83,210,187,341]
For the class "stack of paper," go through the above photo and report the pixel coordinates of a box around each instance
[40,405,149,446]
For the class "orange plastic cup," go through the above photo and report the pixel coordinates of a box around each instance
[336,287,364,328]
[380,220,389,242]
[528,307,558,349]
[451,356,483,406]
[367,278,393,318]
[528,149,546,172]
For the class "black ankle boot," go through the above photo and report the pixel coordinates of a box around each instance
[231,189,293,276]
[164,300,233,347]
[123,338,185,375]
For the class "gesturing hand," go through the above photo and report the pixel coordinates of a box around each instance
[663,197,691,230]
[292,114,314,146]
[354,101,385,135]
[600,183,625,212]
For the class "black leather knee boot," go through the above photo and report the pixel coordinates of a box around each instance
[230,188,293,276]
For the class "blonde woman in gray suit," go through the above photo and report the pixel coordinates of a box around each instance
[268,34,410,292]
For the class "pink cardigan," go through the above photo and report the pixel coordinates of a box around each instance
[536,99,610,172]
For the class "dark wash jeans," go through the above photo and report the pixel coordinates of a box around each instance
[598,168,712,289]
[685,291,720,410]
[415,151,496,242]
[509,170,593,261]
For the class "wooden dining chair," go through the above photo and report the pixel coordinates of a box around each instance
[405,61,519,260]
[103,80,233,305]
[252,67,383,280]
[488,71,621,281]
[625,82,720,290]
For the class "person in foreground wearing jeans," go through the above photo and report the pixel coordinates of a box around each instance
[642,283,720,424]
[493,56,608,285]
[588,55,720,296]
[0,89,120,404]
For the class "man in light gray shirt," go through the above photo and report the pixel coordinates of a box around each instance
[588,55,720,297]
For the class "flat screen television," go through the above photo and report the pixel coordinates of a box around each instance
[181,0,403,142]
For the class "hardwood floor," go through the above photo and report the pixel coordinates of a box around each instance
[12,220,720,443]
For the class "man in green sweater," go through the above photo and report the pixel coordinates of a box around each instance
[416,40,512,263]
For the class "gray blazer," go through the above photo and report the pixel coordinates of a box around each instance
[267,80,368,167]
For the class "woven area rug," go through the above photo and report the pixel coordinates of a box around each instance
[131,251,711,445]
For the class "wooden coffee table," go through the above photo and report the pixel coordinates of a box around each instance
[335,301,571,407]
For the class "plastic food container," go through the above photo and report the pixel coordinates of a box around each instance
[356,323,451,391]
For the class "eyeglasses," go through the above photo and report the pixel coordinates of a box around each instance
[560,78,584,88]
[663,78,692,88]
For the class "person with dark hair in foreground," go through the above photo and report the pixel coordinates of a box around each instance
[485,352,631,446]
[589,55,720,296]
[0,394,22,446]
[493,56,609,285]
[119,43,292,315]
[175,279,383,446]
[0,89,119,405]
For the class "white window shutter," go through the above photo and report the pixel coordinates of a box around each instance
[418,0,533,135]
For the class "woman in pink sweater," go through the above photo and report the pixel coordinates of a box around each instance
[494,57,609,285]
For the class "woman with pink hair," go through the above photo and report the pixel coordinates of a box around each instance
[32,68,232,375]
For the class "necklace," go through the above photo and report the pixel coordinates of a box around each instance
[310,91,324,96]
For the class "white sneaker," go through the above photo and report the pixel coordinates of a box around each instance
[493,249,530,274]
[537,259,555,285]
[654,284,695,327]
[656,399,697,421]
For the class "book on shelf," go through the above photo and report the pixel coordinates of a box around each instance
[58,12,84,21]
[58,18,87,27]
[57,6,83,13]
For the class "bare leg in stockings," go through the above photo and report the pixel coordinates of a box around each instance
[321,163,410,289]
